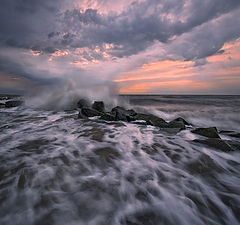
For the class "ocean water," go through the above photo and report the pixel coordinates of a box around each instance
[0,95,240,225]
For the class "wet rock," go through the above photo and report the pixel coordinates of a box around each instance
[193,139,233,152]
[160,128,183,134]
[78,110,87,119]
[134,113,168,128]
[94,147,119,159]
[187,154,223,174]
[92,101,105,112]
[167,120,185,129]
[192,127,220,138]
[219,130,240,138]
[225,140,240,151]
[18,174,26,189]
[100,113,116,121]
[5,100,23,108]
[111,106,136,122]
[171,117,190,125]
[77,99,90,108]
[81,107,103,117]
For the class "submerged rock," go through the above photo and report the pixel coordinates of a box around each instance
[193,139,233,152]
[81,107,103,117]
[77,99,90,108]
[94,147,119,159]
[219,130,240,138]
[192,127,220,138]
[134,113,168,128]
[5,100,23,108]
[92,101,105,112]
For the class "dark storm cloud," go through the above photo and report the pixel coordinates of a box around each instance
[1,0,240,93]
[1,0,240,58]
[0,0,65,51]
[60,0,240,58]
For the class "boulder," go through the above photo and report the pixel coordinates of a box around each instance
[192,127,220,138]
[171,117,190,125]
[100,113,116,121]
[111,106,136,122]
[219,130,240,138]
[81,107,103,117]
[225,140,240,151]
[77,99,90,108]
[167,120,185,129]
[5,100,23,108]
[193,139,233,152]
[160,128,183,134]
[134,113,168,128]
[92,101,105,112]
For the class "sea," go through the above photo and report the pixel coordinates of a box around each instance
[0,94,240,225]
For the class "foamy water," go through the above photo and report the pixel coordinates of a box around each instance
[0,95,240,225]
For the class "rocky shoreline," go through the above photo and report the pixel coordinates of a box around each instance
[1,98,240,153]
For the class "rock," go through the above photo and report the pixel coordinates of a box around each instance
[100,113,116,121]
[78,110,87,119]
[167,120,185,129]
[193,139,233,152]
[134,113,168,128]
[219,130,240,138]
[0,103,5,108]
[111,106,136,122]
[77,99,90,108]
[192,127,220,138]
[5,100,23,108]
[94,147,119,159]
[81,107,103,117]
[225,140,240,151]
[92,101,105,112]
[160,128,183,134]
[171,117,190,125]
[18,174,26,189]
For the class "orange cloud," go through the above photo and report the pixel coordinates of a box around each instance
[115,39,240,94]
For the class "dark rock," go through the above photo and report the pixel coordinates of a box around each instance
[192,127,220,138]
[111,106,136,122]
[100,113,116,121]
[225,140,240,151]
[171,117,190,125]
[18,174,26,189]
[5,100,23,108]
[77,99,90,108]
[78,110,87,119]
[160,128,183,134]
[92,101,105,112]
[81,107,103,117]
[219,130,240,138]
[187,154,223,174]
[0,103,5,108]
[167,120,185,129]
[193,139,233,152]
[94,147,119,159]
[134,113,168,128]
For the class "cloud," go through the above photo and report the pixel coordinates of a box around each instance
[0,0,240,94]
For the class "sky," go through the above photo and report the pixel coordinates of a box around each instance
[0,0,240,95]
